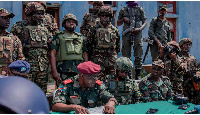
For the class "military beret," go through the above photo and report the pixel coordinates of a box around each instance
[179,38,192,47]
[8,60,30,73]
[77,61,101,74]
[152,59,165,69]
[0,8,15,18]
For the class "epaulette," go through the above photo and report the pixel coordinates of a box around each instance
[55,31,65,35]
[96,80,102,86]
[63,79,73,85]
[74,32,82,36]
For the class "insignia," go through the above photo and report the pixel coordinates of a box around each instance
[63,79,73,85]
[96,80,102,85]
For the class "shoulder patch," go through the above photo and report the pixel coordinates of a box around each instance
[96,80,102,86]
[63,79,73,85]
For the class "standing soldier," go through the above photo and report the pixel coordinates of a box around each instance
[86,6,120,81]
[148,5,171,61]
[117,1,147,80]
[0,8,25,76]
[11,2,51,93]
[105,57,142,105]
[179,38,199,104]
[50,13,88,82]
[80,1,104,60]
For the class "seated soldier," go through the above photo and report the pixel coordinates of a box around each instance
[139,59,174,102]
[52,61,117,114]
[105,57,142,105]
[8,60,30,78]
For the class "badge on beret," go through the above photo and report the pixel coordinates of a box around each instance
[21,67,26,72]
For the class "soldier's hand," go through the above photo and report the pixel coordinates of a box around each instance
[168,52,177,61]
[52,71,61,81]
[74,105,89,114]
[123,17,130,24]
[103,98,116,114]
[131,28,141,34]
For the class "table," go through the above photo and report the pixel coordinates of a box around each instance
[51,100,196,114]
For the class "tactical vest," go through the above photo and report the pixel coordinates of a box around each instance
[24,25,49,49]
[56,31,83,61]
[108,80,133,104]
[96,27,116,49]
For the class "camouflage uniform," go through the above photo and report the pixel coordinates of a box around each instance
[50,14,87,81]
[118,5,147,69]
[10,2,51,93]
[139,60,174,102]
[0,8,25,76]
[52,75,114,108]
[86,6,120,80]
[148,5,171,61]
[178,38,199,104]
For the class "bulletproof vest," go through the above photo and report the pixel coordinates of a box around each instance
[56,31,83,61]
[24,25,49,49]
[96,27,116,49]
[108,80,133,105]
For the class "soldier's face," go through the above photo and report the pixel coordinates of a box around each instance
[99,13,111,25]
[64,19,76,32]
[31,10,44,23]
[181,43,191,52]
[159,9,166,16]
[82,74,98,88]
[93,4,101,12]
[118,71,128,78]
[151,65,164,78]
[0,16,10,29]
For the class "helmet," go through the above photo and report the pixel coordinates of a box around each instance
[62,13,78,27]
[167,41,180,51]
[93,1,104,6]
[98,6,113,18]
[36,1,47,9]
[0,77,50,114]
[152,59,164,69]
[25,2,45,16]
[114,57,133,72]
[179,38,192,47]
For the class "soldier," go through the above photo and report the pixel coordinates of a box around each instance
[178,38,199,104]
[139,59,174,102]
[148,5,171,61]
[52,61,117,114]
[117,1,147,80]
[11,2,51,93]
[86,6,120,81]
[0,8,25,76]
[36,1,59,36]
[105,57,142,105]
[50,13,88,82]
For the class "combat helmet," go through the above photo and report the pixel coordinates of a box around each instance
[0,76,50,114]
[93,1,104,6]
[114,57,133,72]
[98,6,113,18]
[25,2,45,16]
[179,38,192,47]
[36,1,47,9]
[62,13,78,27]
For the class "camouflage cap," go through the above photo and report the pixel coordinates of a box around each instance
[159,5,167,11]
[0,8,15,18]
[93,1,104,6]
[179,38,192,47]
[36,1,47,9]
[62,13,78,27]
[25,2,45,16]
[98,6,113,17]
[167,41,180,51]
[114,57,133,72]
[152,59,164,69]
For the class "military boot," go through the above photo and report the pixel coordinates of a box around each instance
[135,68,141,80]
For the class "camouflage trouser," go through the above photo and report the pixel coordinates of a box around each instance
[150,42,159,62]
[92,53,117,81]
[121,32,143,69]
[171,80,183,94]
[29,71,48,94]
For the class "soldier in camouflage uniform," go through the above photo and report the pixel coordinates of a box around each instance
[86,6,120,81]
[50,13,88,82]
[178,38,199,104]
[105,57,142,105]
[139,59,174,102]
[148,5,171,61]
[10,2,51,93]
[36,1,59,36]
[52,61,117,114]
[0,8,25,76]
[117,1,147,79]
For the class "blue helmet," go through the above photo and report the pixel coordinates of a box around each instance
[0,76,50,114]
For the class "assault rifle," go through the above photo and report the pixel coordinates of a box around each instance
[142,37,154,63]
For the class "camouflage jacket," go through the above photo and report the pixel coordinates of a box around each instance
[44,13,59,36]
[0,31,25,75]
[80,12,99,37]
[105,75,142,105]
[50,31,87,73]
[52,75,114,108]
[139,74,174,103]
[148,17,171,45]
[118,6,147,31]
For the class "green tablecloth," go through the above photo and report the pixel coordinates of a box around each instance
[51,100,196,114]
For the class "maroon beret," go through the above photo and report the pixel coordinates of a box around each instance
[77,61,101,74]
